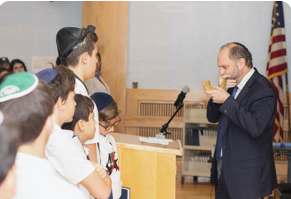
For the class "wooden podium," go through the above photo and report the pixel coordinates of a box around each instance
[111,133,182,199]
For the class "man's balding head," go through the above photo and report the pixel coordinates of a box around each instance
[220,42,253,68]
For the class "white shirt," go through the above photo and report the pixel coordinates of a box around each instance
[45,124,95,198]
[99,134,122,199]
[234,67,255,99]
[13,153,86,199]
[75,77,100,144]
[85,76,110,95]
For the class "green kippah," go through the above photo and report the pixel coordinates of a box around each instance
[0,72,39,102]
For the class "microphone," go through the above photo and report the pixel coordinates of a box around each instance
[174,86,190,107]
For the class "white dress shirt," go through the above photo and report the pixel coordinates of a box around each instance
[234,67,255,99]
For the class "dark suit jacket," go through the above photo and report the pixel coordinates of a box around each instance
[207,68,277,199]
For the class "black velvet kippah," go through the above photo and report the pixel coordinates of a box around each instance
[56,27,82,59]
[56,25,96,65]
[91,92,114,111]
[232,42,249,51]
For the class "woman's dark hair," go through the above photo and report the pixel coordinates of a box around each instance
[9,59,27,72]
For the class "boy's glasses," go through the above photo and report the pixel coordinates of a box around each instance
[99,117,121,131]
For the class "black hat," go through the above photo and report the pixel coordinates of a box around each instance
[56,25,96,65]
[91,92,114,111]
[0,57,9,66]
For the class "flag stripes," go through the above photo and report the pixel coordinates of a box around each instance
[266,1,288,141]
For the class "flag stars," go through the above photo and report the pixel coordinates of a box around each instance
[276,3,278,7]
[278,22,280,25]
[276,12,279,16]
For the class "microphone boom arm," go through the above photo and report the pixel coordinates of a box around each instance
[159,102,184,137]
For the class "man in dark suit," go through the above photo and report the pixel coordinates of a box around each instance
[205,42,277,199]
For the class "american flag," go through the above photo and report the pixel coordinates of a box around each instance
[266,1,288,142]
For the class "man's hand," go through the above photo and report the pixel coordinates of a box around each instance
[219,74,237,89]
[204,87,230,104]
[93,163,108,179]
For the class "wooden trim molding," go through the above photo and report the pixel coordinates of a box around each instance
[83,2,128,133]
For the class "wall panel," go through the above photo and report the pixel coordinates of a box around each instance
[83,2,128,133]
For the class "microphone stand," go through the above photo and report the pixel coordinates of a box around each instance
[156,102,184,139]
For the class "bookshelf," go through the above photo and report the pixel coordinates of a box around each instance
[181,103,217,184]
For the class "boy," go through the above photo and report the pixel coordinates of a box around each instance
[62,94,96,159]
[91,92,122,199]
[56,25,100,161]
[0,111,19,199]
[36,67,111,199]
[63,94,115,199]
[0,72,86,199]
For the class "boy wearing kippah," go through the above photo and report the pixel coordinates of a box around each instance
[91,92,122,199]
[36,66,111,199]
[56,25,101,163]
[0,72,86,199]
[0,111,19,199]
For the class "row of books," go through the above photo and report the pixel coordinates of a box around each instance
[190,152,211,163]
[185,128,217,146]
[201,128,217,137]
[197,177,210,182]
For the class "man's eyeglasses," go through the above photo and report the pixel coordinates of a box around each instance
[99,117,121,131]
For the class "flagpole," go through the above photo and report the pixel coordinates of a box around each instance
[285,73,291,142]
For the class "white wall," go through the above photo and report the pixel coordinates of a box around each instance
[0,1,82,72]
[127,2,291,91]
[1,1,291,92]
